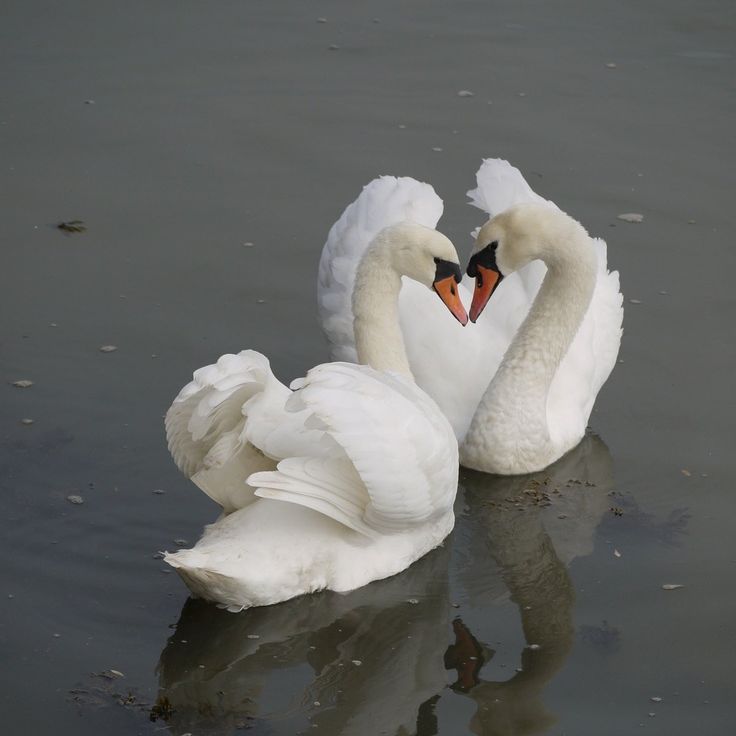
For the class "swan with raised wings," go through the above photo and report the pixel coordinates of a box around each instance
[164,213,466,610]
[318,159,623,475]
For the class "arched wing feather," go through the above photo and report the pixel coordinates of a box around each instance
[251,363,458,537]
[317,176,444,363]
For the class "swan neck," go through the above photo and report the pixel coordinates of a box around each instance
[352,245,413,377]
[462,226,597,472]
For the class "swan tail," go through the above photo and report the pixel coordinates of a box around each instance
[164,550,249,612]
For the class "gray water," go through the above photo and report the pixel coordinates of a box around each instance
[2,1,734,734]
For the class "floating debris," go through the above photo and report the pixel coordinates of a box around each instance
[528,643,541,650]
[407,598,419,605]
[99,345,118,353]
[57,220,87,233]
[256,299,266,304]
[67,494,84,505]
[629,298,642,304]
[242,241,255,247]
[431,147,443,152]
[12,379,33,388]
[687,219,696,224]
[152,488,166,495]
[351,659,362,666]
[610,506,624,517]
[661,584,684,591]
[518,91,527,97]
[246,634,260,639]
[94,669,125,680]
[617,213,644,223]
[650,696,663,703]
[605,62,617,68]
[614,549,622,558]
[648,712,656,717]
[84,99,96,105]
[313,701,321,707]
[457,89,475,97]
[316,17,327,23]
[328,44,340,51]
[20,418,34,425]
[681,469,691,477]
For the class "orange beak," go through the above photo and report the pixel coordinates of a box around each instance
[433,276,469,326]
[469,266,502,323]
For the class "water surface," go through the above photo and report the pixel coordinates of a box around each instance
[1,1,734,734]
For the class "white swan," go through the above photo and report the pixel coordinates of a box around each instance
[164,216,466,610]
[318,159,623,475]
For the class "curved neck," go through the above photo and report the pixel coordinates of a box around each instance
[352,243,413,378]
[464,227,596,471]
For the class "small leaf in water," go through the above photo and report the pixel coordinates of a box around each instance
[407,598,419,604]
[351,660,362,666]
[617,213,644,223]
[681,469,691,477]
[650,696,663,702]
[246,634,260,639]
[99,345,118,353]
[12,379,34,388]
[457,90,475,97]
[67,495,84,505]
[661,584,684,590]
[20,418,34,425]
[152,489,166,495]
[614,549,622,558]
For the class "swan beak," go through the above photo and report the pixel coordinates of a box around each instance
[469,266,502,323]
[433,276,469,326]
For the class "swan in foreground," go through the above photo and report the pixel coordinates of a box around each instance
[318,159,623,475]
[164,215,465,610]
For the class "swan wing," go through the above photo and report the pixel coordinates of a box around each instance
[317,175,444,363]
[250,362,458,537]
[165,350,319,512]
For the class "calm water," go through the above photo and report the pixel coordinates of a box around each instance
[1,1,734,734]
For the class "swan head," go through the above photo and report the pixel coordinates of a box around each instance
[466,203,575,322]
[379,222,468,326]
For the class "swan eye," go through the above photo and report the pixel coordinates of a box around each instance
[450,285,456,296]
[476,272,483,289]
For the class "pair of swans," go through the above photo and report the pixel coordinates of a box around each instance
[164,159,623,610]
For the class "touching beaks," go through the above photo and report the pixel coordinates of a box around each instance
[432,258,468,325]
[433,275,469,326]
[469,266,502,323]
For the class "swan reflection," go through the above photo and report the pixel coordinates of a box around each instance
[155,434,614,735]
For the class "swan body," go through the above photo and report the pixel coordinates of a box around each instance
[164,213,464,610]
[318,160,623,474]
